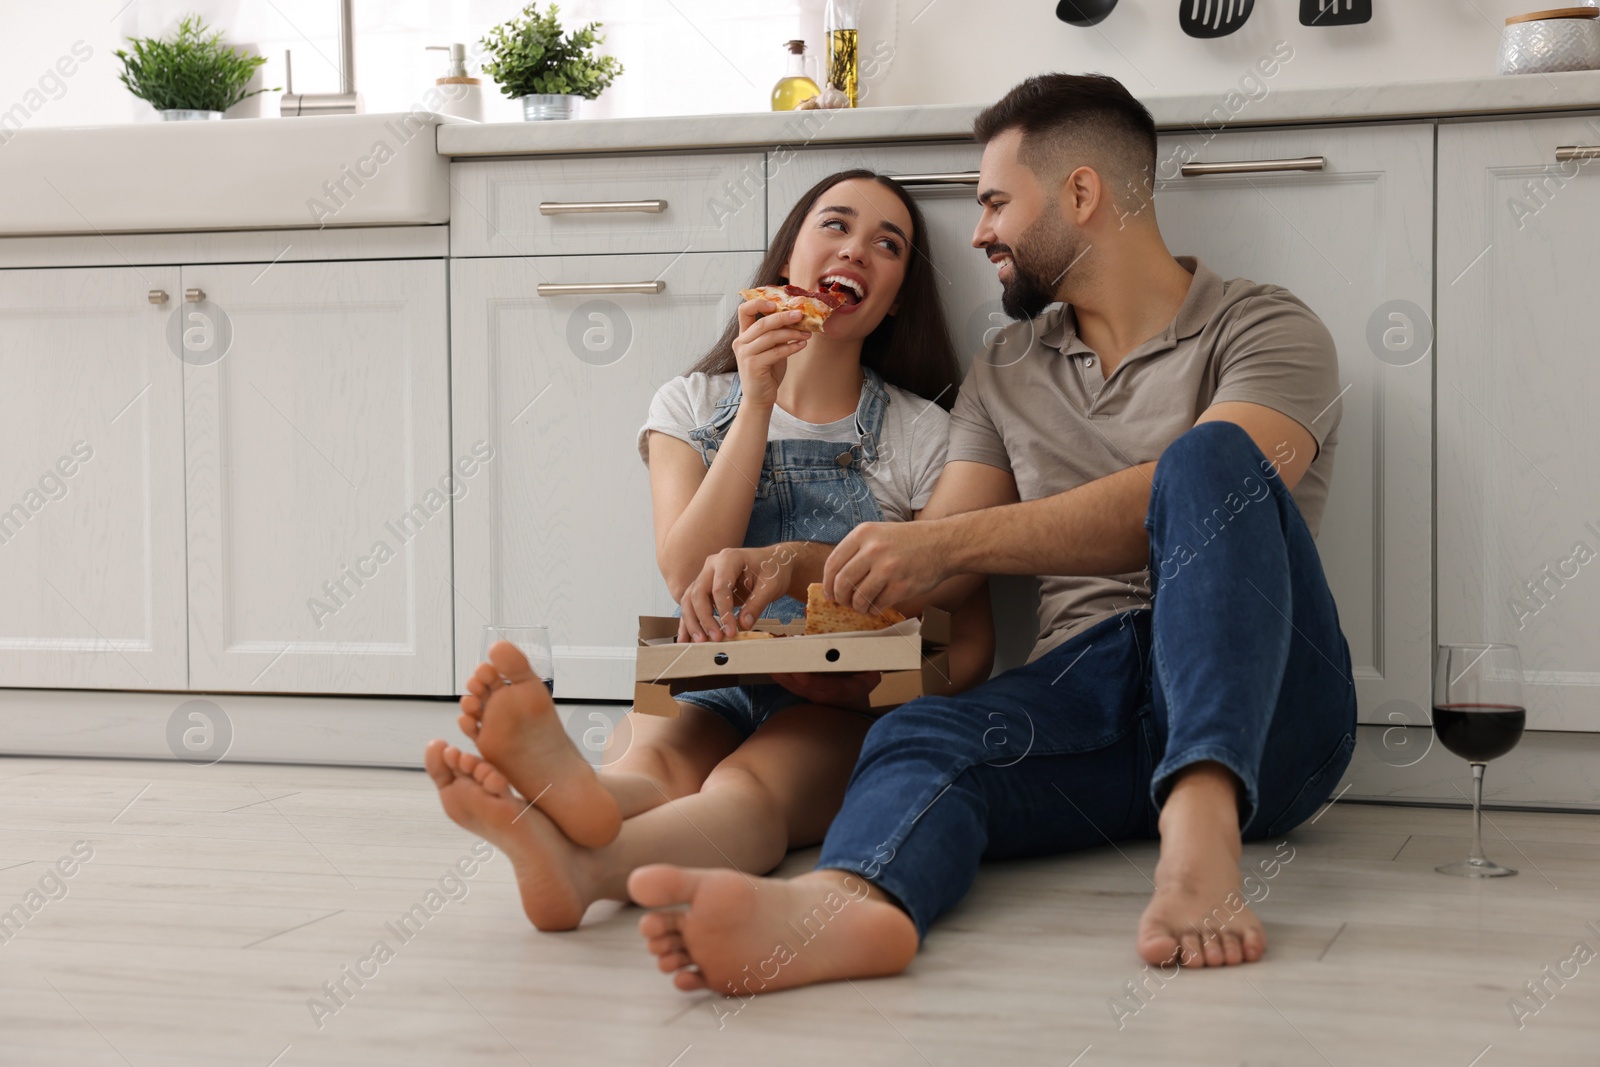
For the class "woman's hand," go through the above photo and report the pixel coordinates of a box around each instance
[733,298,810,409]
[677,544,799,642]
[769,671,882,713]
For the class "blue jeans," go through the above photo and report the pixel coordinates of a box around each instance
[816,421,1358,938]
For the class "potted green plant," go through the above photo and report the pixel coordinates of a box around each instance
[479,3,623,121]
[115,15,274,121]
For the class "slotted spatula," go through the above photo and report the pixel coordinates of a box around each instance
[1300,0,1372,26]
[1179,0,1255,38]
[1056,0,1118,26]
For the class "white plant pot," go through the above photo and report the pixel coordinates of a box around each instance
[160,109,224,121]
[520,94,581,121]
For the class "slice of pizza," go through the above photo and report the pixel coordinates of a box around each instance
[739,284,847,334]
[804,583,907,635]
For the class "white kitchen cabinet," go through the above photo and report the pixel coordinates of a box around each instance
[183,259,454,695]
[773,127,1436,715]
[450,152,768,258]
[452,251,762,698]
[0,266,188,689]
[1154,124,1435,724]
[1438,115,1600,732]
[765,143,1042,676]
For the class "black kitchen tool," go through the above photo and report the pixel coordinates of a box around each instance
[1179,0,1255,38]
[1300,0,1372,26]
[1056,0,1118,26]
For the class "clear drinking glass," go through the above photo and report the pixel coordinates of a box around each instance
[481,624,555,694]
[1432,643,1526,877]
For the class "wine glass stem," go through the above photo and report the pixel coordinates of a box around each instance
[1469,762,1487,863]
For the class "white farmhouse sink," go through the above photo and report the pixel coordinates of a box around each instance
[0,112,454,236]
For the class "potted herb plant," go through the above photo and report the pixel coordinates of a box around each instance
[115,15,274,121]
[479,3,623,121]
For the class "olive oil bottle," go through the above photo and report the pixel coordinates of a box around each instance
[770,40,820,111]
[826,0,863,106]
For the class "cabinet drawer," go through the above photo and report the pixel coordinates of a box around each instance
[451,152,768,258]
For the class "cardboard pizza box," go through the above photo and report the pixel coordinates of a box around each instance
[633,605,952,717]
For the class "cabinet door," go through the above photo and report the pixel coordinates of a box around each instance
[766,144,1041,676]
[183,260,453,694]
[1151,124,1435,723]
[1438,115,1600,732]
[0,266,187,688]
[452,252,761,698]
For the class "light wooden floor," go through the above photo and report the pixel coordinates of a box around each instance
[2,755,1598,1067]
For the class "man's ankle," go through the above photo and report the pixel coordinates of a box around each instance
[1160,762,1244,830]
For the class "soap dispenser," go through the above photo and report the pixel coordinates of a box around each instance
[425,43,484,122]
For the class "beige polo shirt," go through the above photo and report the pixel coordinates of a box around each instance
[948,256,1342,663]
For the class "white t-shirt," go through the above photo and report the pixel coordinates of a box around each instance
[637,371,950,522]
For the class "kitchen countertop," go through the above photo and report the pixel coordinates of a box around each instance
[438,69,1600,158]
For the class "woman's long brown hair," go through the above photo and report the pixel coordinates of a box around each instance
[685,169,961,412]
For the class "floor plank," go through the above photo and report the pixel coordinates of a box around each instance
[1,756,1598,1065]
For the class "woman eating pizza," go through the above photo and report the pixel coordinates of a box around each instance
[424,170,996,932]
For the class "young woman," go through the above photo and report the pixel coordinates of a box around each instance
[425,170,994,931]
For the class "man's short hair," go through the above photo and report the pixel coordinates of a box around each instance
[973,74,1158,212]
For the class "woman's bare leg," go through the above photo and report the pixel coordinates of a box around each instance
[426,703,870,930]
[582,703,874,899]
[458,640,739,844]
[598,706,743,817]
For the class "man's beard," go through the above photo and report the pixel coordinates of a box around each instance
[997,212,1084,321]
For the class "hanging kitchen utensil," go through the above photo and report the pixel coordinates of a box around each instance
[1056,0,1118,26]
[1179,0,1255,38]
[1300,0,1372,26]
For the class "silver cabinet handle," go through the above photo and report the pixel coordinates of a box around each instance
[536,281,666,296]
[1556,146,1600,162]
[148,290,169,304]
[1180,156,1325,177]
[185,288,206,302]
[892,172,980,186]
[539,199,668,215]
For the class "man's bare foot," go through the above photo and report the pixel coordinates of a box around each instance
[1136,762,1266,968]
[424,738,600,931]
[458,641,621,848]
[629,865,919,995]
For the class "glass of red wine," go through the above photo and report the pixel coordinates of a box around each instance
[482,624,555,695]
[1433,643,1526,877]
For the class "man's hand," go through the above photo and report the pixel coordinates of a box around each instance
[677,545,798,642]
[769,671,882,713]
[822,520,953,616]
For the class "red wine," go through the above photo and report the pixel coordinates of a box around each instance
[1432,703,1525,762]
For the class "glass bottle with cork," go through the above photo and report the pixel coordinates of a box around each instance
[825,0,863,107]
[770,39,820,110]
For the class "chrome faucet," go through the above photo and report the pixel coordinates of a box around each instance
[280,0,362,115]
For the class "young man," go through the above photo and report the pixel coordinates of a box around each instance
[640,72,1357,992]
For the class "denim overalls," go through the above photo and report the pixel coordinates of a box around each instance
[671,365,891,738]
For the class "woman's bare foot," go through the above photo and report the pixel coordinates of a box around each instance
[1136,762,1266,968]
[629,866,919,995]
[459,641,622,848]
[424,739,600,931]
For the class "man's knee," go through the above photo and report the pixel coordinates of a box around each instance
[1155,420,1264,486]
[1149,421,1292,528]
